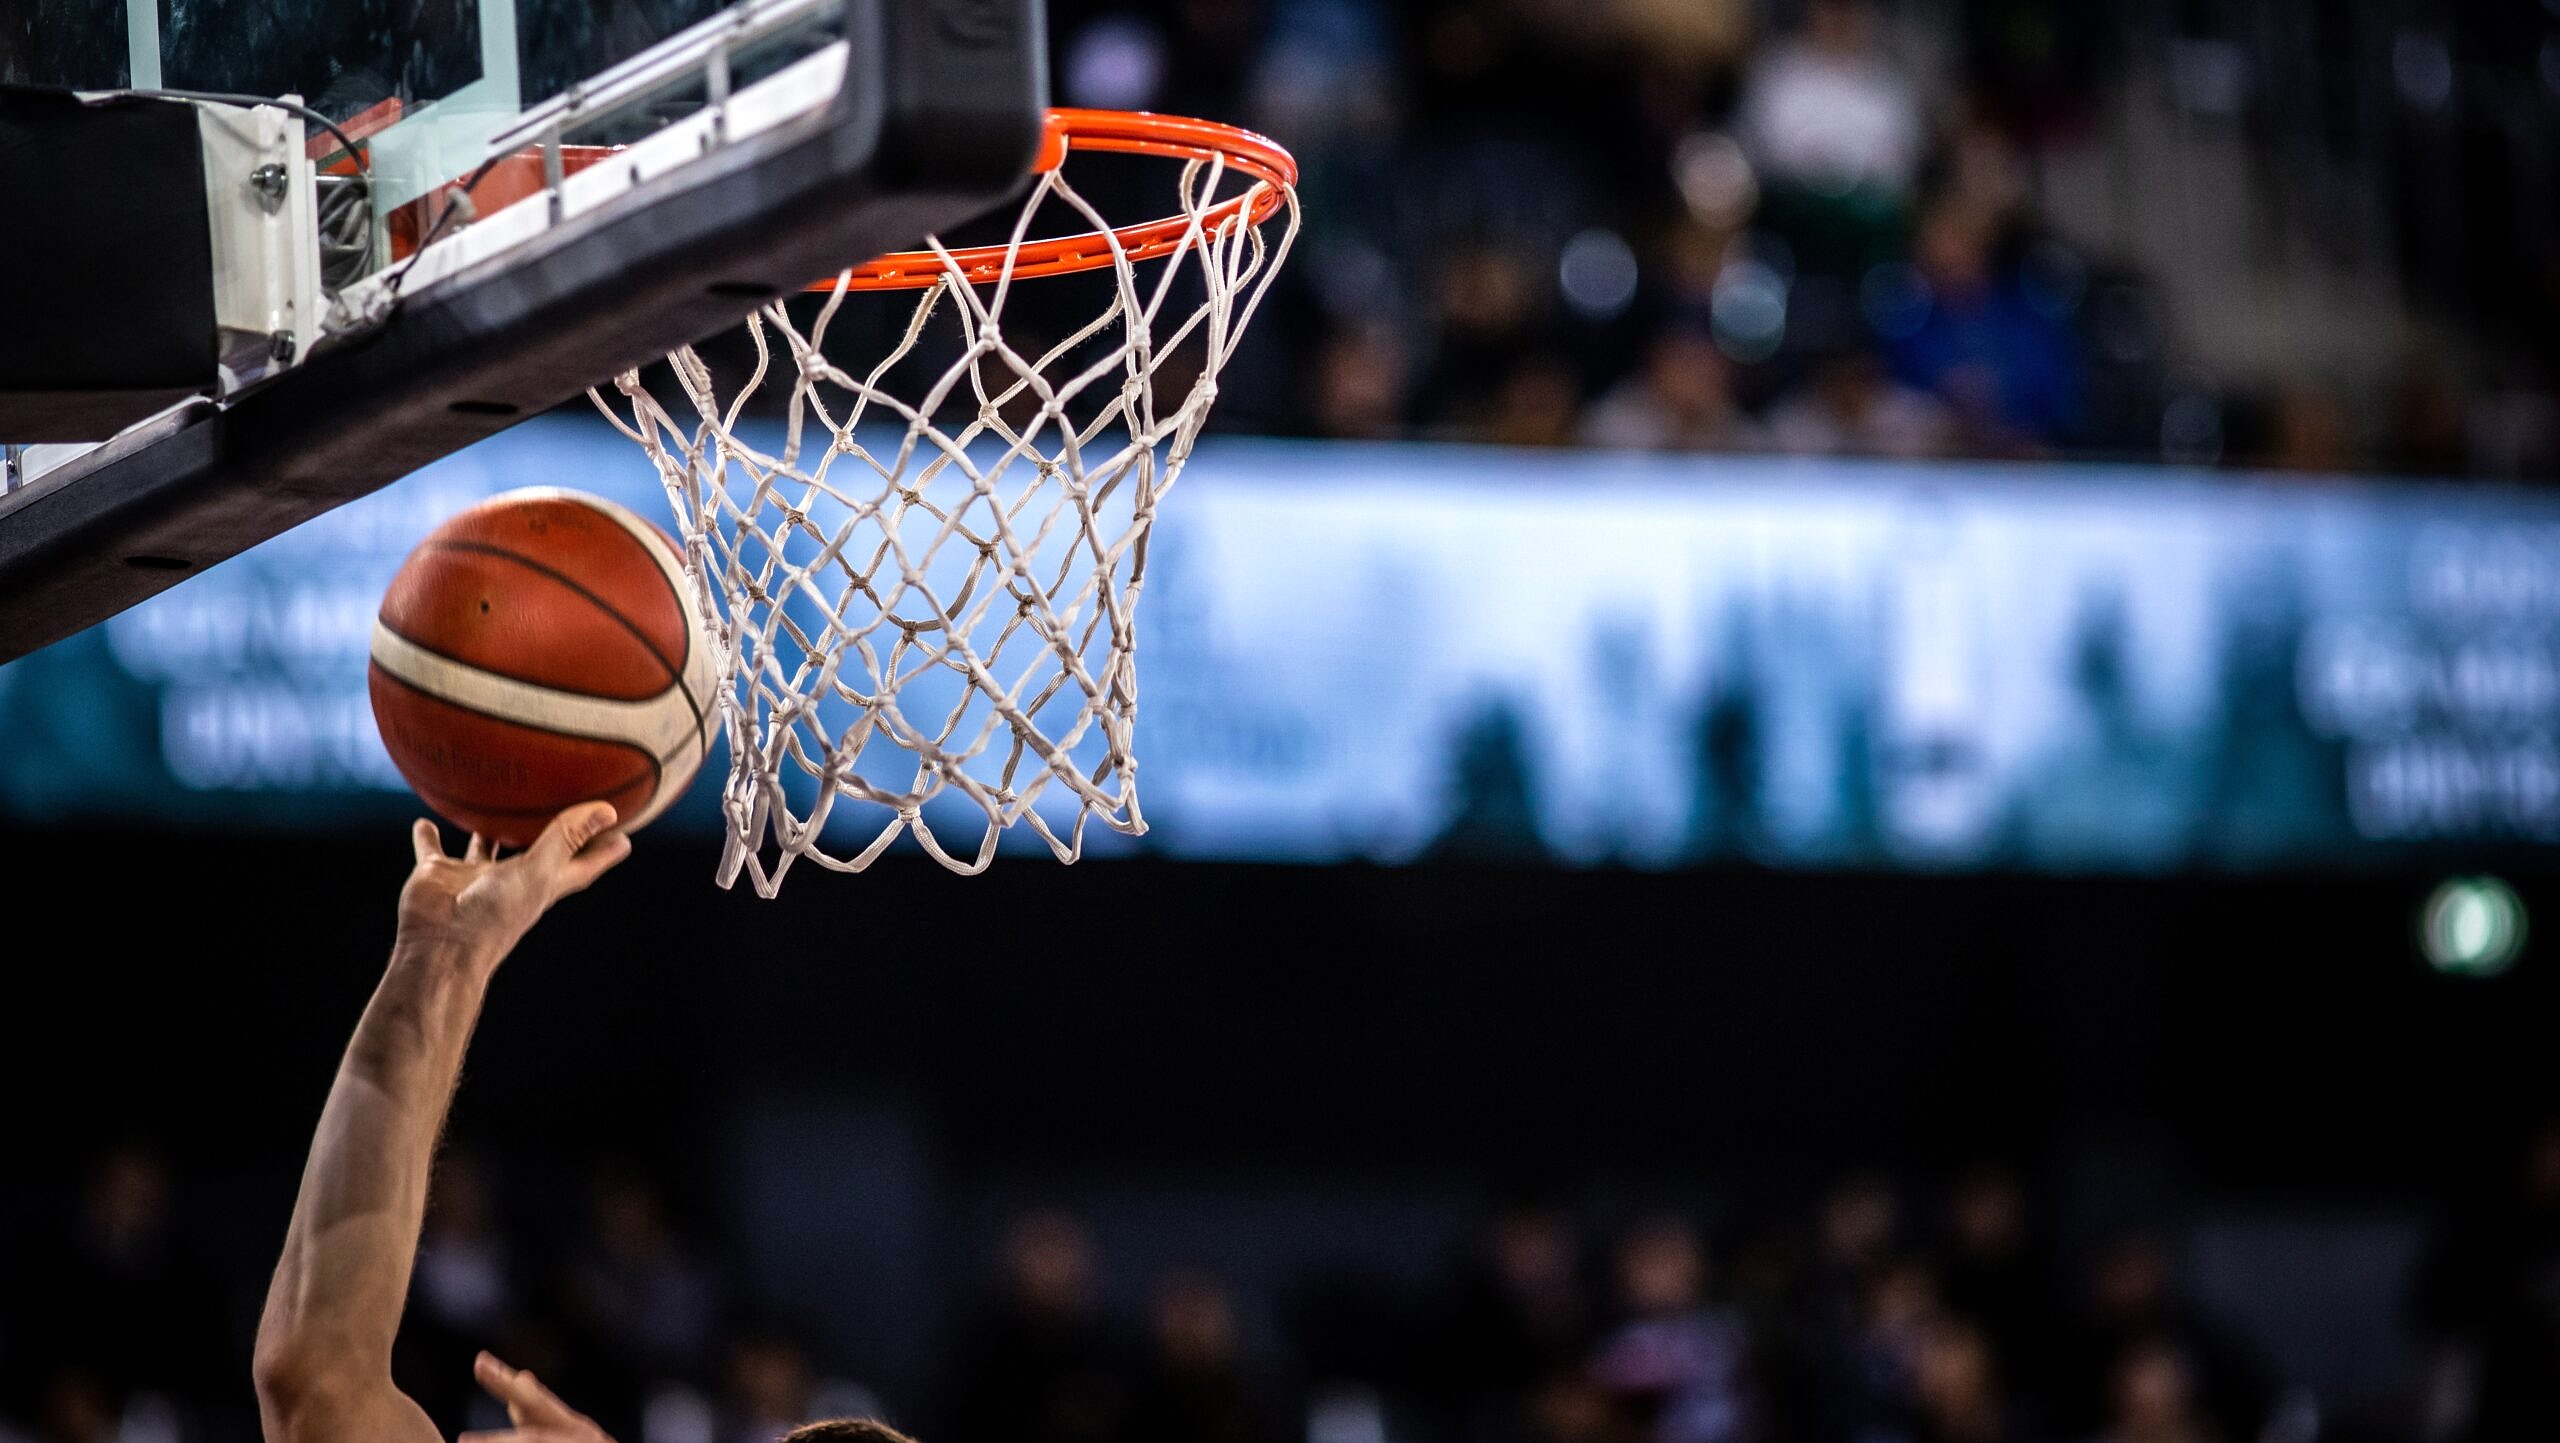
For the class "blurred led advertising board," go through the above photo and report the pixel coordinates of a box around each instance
[6,417,2557,873]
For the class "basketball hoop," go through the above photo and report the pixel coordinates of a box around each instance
[595,107,1299,892]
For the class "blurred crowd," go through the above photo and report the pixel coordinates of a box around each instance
[8,1124,2560,1443]
[1039,0,2556,477]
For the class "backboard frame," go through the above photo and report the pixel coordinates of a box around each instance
[0,0,1047,664]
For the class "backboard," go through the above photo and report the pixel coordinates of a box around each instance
[0,0,1048,661]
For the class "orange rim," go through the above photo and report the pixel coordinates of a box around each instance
[805,108,1298,293]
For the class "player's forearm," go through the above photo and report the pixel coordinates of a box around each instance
[254,938,498,1395]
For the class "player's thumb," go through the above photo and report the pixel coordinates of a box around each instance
[530,802,620,872]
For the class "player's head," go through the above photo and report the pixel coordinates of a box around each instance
[782,1423,920,1443]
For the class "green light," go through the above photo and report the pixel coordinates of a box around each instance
[2421,877,2526,978]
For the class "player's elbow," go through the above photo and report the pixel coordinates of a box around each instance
[250,1332,356,1416]
[252,1342,368,1443]
[250,1333,316,1411]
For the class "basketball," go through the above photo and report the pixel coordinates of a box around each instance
[367,487,718,848]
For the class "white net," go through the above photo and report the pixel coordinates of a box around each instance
[595,125,1297,893]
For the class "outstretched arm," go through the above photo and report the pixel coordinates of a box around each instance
[252,804,631,1443]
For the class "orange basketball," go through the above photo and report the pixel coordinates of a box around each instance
[368,488,718,847]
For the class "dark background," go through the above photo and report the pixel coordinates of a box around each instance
[3,824,2555,1443]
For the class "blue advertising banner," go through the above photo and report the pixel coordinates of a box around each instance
[5,415,2556,872]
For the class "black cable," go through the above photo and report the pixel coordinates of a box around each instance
[140,83,509,308]
[314,175,375,290]
[121,88,370,179]
[377,150,511,305]
[118,88,533,311]
[119,87,379,293]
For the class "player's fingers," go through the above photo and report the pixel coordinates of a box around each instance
[472,1350,518,1399]
[556,832,634,895]
[475,1351,581,1428]
[466,833,493,863]
[412,818,445,865]
[528,802,620,871]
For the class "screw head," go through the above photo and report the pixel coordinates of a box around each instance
[250,163,290,212]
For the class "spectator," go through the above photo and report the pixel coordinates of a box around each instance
[940,1212,1135,1443]
[565,1171,725,1393]
[1837,1257,1944,1443]
[1487,356,1588,449]
[1437,1202,1598,1406]
[1127,1273,1275,1443]
[416,1150,516,1338]
[1786,1177,1905,1442]
[2086,1340,2216,1443]
[1314,326,1412,441]
[1418,246,1549,431]
[1589,1217,1756,1443]
[2411,1118,2560,1443]
[1881,199,2084,452]
[1737,0,1927,204]
[1767,350,1954,459]
[2385,351,2473,478]
[1940,117,2032,238]
[1813,1175,1900,1308]
[12,1147,222,1427]
[2251,384,2359,475]
[721,1327,820,1443]
[2056,1239,2268,1443]
[1592,0,1752,80]
[1582,329,1769,452]
[1908,1317,2031,1443]
[3,1367,144,1443]
[1936,1168,2052,1410]
[1527,1368,1645,1443]
[400,1149,520,1431]
[1739,0,1928,284]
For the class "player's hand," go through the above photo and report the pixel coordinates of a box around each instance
[460,1352,618,1443]
[397,803,633,965]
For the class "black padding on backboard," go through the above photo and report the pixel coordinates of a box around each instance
[0,0,1050,662]
[0,87,218,439]
[882,0,1049,189]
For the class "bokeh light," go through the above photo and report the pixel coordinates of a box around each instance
[2421,876,2527,977]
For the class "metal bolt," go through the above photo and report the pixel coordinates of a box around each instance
[269,331,298,365]
[250,163,290,212]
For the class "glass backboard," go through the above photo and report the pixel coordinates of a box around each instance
[0,0,1049,663]
[2,1,751,216]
